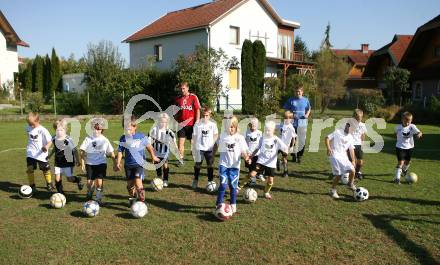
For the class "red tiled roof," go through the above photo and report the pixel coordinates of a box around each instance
[332,49,375,66]
[0,10,29,47]
[389,35,413,64]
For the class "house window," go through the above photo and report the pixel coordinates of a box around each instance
[278,34,293,60]
[435,46,440,58]
[437,80,440,95]
[230,26,240,45]
[414,82,423,100]
[154,45,163,62]
[228,69,239,90]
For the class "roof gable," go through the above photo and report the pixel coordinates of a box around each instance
[0,10,29,47]
[332,49,375,66]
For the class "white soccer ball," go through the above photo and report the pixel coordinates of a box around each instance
[354,187,369,202]
[243,188,258,203]
[340,173,350,185]
[206,181,217,193]
[83,200,100,217]
[214,203,233,221]
[18,185,33,199]
[50,193,66,209]
[151,178,164,191]
[131,201,148,218]
[405,172,418,184]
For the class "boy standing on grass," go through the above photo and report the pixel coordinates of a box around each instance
[214,116,250,214]
[25,112,53,193]
[326,122,357,199]
[116,115,159,206]
[48,119,83,194]
[191,107,218,189]
[349,109,367,180]
[80,118,116,205]
[278,111,297,178]
[394,112,422,184]
[244,118,264,184]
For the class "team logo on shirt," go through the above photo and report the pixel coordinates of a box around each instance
[250,137,258,142]
[29,134,38,140]
[264,143,275,149]
[226,143,235,152]
[92,141,97,148]
[202,130,209,136]
[402,131,411,138]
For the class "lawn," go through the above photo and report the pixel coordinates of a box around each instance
[0,117,439,265]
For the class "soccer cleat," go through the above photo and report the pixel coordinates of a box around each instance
[231,204,237,214]
[176,158,184,167]
[355,172,364,180]
[191,180,198,190]
[257,174,266,182]
[163,181,169,187]
[128,197,136,208]
[393,178,401,185]
[95,199,105,206]
[250,177,257,186]
[329,189,340,199]
[77,182,84,191]
[264,193,273,200]
[46,183,54,192]
[402,170,408,178]
[283,172,289,178]
[86,192,93,201]
[348,183,357,191]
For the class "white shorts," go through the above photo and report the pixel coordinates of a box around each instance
[54,167,73,177]
[329,156,354,176]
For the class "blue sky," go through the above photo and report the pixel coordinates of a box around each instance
[2,0,439,64]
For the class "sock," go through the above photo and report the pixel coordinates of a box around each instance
[207,167,214,182]
[137,187,145,202]
[355,164,361,174]
[127,185,136,197]
[230,187,237,205]
[156,167,162,178]
[55,180,63,194]
[216,184,227,206]
[194,166,201,181]
[282,162,288,173]
[395,167,402,180]
[402,164,410,173]
[87,186,95,198]
[96,187,103,201]
[43,170,52,186]
[239,174,251,189]
[163,168,169,181]
[26,168,35,186]
[264,182,273,194]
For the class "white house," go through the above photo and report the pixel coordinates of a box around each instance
[124,0,313,110]
[0,10,29,100]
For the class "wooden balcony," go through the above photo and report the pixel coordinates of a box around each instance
[277,49,305,62]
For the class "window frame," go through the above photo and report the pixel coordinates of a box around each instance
[154,44,163,62]
[229,26,240,45]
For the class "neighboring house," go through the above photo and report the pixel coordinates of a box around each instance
[123,0,313,110]
[332,44,376,90]
[62,73,86,93]
[0,10,29,99]
[363,35,413,89]
[400,15,440,103]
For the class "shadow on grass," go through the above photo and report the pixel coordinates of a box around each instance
[197,212,223,223]
[70,210,86,218]
[115,212,136,219]
[369,195,440,206]
[364,213,440,265]
[381,133,440,161]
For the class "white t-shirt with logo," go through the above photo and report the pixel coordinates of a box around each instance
[193,120,218,151]
[245,129,262,156]
[352,122,367,146]
[327,129,355,159]
[279,123,297,147]
[217,133,249,169]
[26,125,52,162]
[256,136,288,168]
[395,124,420,149]
[80,135,114,165]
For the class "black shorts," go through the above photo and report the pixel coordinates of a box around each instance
[86,164,107,180]
[245,156,258,171]
[177,126,193,140]
[256,163,275,177]
[26,157,50,171]
[124,165,144,180]
[196,150,214,166]
[348,145,363,161]
[396,148,413,162]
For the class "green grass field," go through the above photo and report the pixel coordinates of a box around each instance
[0,118,439,265]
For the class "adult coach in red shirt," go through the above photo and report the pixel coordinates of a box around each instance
[175,82,200,162]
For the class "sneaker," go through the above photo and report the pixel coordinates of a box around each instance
[191,180,198,190]
[236,186,242,192]
[128,197,136,208]
[257,174,265,182]
[95,199,105,206]
[163,181,169,187]
[348,183,357,191]
[393,178,401,185]
[329,189,340,199]
[46,183,54,192]
[283,172,289,178]
[297,156,301,164]
[86,192,93,201]
[177,158,184,167]
[231,204,237,214]
[77,181,84,191]
[264,193,273,200]
[250,177,257,186]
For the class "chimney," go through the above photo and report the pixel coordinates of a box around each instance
[361,44,369,54]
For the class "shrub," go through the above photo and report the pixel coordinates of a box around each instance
[56,92,87,115]
[375,105,401,121]
[350,89,385,115]
[259,77,282,117]
[26,92,44,113]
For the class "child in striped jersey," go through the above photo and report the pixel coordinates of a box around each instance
[149,113,178,187]
[277,111,296,177]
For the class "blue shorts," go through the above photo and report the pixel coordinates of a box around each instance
[218,165,239,189]
[124,165,144,180]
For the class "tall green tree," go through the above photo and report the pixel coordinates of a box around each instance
[252,40,266,116]
[384,66,410,106]
[321,23,332,49]
[294,36,311,61]
[51,48,61,92]
[241,39,254,114]
[43,55,52,100]
[32,55,44,93]
[23,61,33,92]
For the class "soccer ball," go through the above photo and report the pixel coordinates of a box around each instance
[214,203,233,221]
[405,172,418,184]
[340,173,350,185]
[50,193,66,209]
[151,178,164,191]
[206,181,217,193]
[18,185,33,199]
[354,187,369,202]
[83,200,100,217]
[131,201,148,218]
[243,188,258,203]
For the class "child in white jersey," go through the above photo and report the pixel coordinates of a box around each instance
[349,109,367,179]
[25,112,53,193]
[80,118,116,204]
[191,107,218,189]
[394,112,422,184]
[278,111,296,177]
[244,118,263,184]
[325,122,357,199]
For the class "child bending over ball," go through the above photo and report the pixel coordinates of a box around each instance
[326,122,357,199]
[349,109,367,180]
[277,111,296,177]
[48,119,83,194]
[25,112,53,193]
[80,118,116,205]
[116,115,159,206]
[393,112,422,184]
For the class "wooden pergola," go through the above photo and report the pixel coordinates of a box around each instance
[267,54,315,89]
